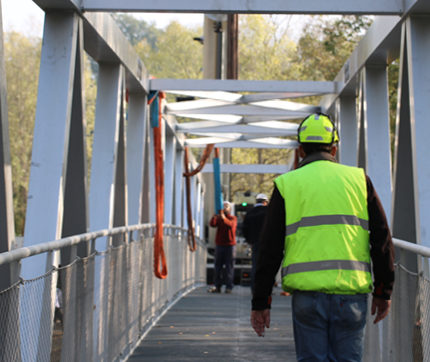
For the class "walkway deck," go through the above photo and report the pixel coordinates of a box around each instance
[129,286,296,361]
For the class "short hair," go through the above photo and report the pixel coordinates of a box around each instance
[301,142,333,155]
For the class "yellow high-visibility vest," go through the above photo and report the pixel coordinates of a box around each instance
[274,160,372,294]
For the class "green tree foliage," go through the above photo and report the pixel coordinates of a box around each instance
[113,13,161,48]
[239,15,299,80]
[83,54,98,173]
[134,21,203,79]
[5,32,97,235]
[294,15,372,81]
[2,14,384,233]
[230,15,373,200]
[5,32,41,234]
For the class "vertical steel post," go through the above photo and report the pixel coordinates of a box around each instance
[362,65,393,217]
[338,96,358,166]
[89,63,124,360]
[164,131,176,225]
[404,16,430,361]
[173,147,184,228]
[127,92,148,227]
[21,12,79,361]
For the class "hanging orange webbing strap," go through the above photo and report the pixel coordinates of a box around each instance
[183,144,215,251]
[148,90,167,279]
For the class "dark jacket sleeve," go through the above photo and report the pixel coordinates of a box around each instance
[366,176,395,300]
[251,177,396,310]
[242,214,250,242]
[252,187,285,310]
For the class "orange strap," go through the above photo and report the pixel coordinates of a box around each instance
[183,144,215,251]
[150,92,167,279]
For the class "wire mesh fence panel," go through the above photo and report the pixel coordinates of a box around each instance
[60,255,95,362]
[0,227,207,362]
[389,264,418,362]
[19,270,57,362]
[0,281,21,362]
[417,274,430,362]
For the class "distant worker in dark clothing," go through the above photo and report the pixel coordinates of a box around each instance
[251,113,395,361]
[209,201,237,294]
[243,193,269,293]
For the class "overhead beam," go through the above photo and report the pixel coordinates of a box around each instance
[185,137,298,149]
[321,15,402,109]
[152,79,338,94]
[81,0,403,14]
[202,164,291,174]
[32,2,150,93]
[83,13,149,93]
[33,0,81,11]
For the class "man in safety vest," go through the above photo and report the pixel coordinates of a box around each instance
[250,113,395,361]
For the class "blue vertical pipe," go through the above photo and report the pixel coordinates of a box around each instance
[213,151,223,213]
[148,90,159,128]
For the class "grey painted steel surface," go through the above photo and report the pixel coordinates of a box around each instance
[164,133,175,225]
[202,163,291,174]
[151,78,337,93]
[361,65,392,217]
[129,286,296,361]
[3,1,430,360]
[173,148,184,228]
[20,13,80,361]
[90,64,123,248]
[80,0,404,14]
[82,13,149,93]
[127,93,148,226]
[0,225,207,361]
[402,17,430,361]
[320,16,402,110]
[185,138,298,149]
[337,96,358,167]
[405,16,430,252]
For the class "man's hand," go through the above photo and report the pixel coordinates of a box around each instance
[251,309,270,337]
[371,297,391,324]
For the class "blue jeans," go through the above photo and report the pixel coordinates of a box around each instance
[214,245,235,290]
[292,291,368,362]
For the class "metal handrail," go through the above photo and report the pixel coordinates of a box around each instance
[0,224,200,266]
[393,238,430,258]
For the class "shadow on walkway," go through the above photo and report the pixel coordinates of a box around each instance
[129,286,296,361]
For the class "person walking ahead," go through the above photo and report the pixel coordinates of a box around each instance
[251,113,395,361]
[243,193,269,293]
[209,201,237,293]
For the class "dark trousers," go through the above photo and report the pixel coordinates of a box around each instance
[214,245,235,290]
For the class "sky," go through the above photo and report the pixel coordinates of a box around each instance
[2,0,204,37]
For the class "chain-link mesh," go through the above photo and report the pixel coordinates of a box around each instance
[417,274,430,362]
[0,269,58,362]
[0,228,206,362]
[0,280,21,362]
[362,254,430,362]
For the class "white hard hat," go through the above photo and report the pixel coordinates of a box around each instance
[256,193,268,201]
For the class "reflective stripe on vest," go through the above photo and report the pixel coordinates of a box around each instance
[286,214,369,237]
[281,259,371,278]
[274,160,372,294]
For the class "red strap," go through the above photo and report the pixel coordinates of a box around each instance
[183,144,215,251]
[151,92,167,279]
